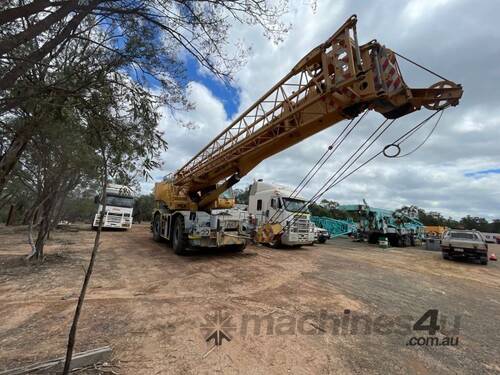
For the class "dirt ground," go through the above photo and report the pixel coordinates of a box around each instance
[1,224,499,374]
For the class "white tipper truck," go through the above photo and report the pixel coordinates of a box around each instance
[93,184,134,230]
[248,180,314,246]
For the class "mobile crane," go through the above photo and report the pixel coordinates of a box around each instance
[152,15,463,254]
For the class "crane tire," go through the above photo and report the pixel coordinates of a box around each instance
[172,215,189,255]
[152,213,162,242]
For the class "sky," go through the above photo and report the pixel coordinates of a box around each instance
[142,0,500,220]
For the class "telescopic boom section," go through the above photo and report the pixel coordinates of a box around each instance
[170,15,462,208]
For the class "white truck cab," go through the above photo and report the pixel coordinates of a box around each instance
[93,184,134,230]
[248,180,314,246]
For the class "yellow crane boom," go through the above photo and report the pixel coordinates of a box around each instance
[155,15,462,212]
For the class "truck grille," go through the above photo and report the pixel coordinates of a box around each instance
[107,213,122,223]
[292,219,311,233]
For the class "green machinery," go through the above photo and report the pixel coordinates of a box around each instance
[310,216,357,238]
[338,201,424,247]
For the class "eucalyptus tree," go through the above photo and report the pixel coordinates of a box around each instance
[0,0,289,192]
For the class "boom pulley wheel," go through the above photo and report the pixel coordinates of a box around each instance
[423,81,460,111]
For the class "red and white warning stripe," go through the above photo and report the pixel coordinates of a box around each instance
[379,49,403,92]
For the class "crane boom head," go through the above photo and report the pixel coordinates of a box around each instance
[155,15,463,211]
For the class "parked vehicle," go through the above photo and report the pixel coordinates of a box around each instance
[93,184,134,230]
[248,180,314,246]
[338,201,423,247]
[441,229,489,265]
[314,227,331,244]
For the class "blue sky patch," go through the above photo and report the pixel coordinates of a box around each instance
[185,56,240,118]
[464,168,500,178]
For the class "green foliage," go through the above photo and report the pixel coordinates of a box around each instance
[60,195,97,224]
[133,194,155,223]
[309,199,348,220]
[234,185,251,204]
[401,206,499,233]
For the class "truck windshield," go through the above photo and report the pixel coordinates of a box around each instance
[449,232,479,240]
[282,198,307,212]
[105,194,134,208]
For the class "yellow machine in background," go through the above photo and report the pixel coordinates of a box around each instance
[425,226,448,237]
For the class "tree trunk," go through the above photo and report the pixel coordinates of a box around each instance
[0,1,79,56]
[34,216,49,260]
[0,123,36,194]
[0,1,99,91]
[0,0,53,27]
[32,194,56,261]
[6,204,15,225]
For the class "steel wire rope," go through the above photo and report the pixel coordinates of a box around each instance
[279,117,395,226]
[266,111,368,224]
[283,110,443,228]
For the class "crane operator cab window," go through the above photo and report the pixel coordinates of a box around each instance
[257,199,262,211]
[271,198,276,209]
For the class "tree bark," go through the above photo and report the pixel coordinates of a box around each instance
[0,1,79,56]
[0,123,36,194]
[33,196,54,261]
[0,0,100,91]
[0,0,54,27]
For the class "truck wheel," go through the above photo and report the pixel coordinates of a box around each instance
[480,256,488,265]
[396,236,404,247]
[152,213,162,242]
[172,216,188,255]
[442,253,450,260]
[368,233,379,244]
[318,237,326,244]
[228,243,246,252]
[269,236,282,248]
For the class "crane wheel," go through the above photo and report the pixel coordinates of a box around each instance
[172,216,189,255]
[152,213,162,242]
[227,243,246,252]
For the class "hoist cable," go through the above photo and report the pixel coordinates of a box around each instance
[283,119,394,226]
[282,109,442,228]
[393,51,450,82]
[280,117,396,226]
[396,110,444,158]
[267,111,367,224]
[292,110,369,198]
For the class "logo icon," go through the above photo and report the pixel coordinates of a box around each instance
[200,310,236,358]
